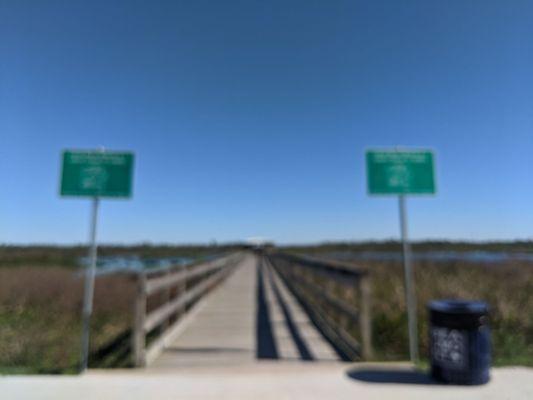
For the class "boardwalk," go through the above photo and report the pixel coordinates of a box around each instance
[151,253,340,368]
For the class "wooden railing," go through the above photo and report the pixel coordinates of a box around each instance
[265,251,373,360]
[132,252,244,367]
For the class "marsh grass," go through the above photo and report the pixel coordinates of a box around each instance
[1,247,531,373]
[350,258,533,365]
[0,267,136,373]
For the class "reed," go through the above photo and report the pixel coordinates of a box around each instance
[0,248,531,373]
[351,258,533,365]
[0,267,135,373]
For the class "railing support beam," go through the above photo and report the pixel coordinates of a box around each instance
[359,276,373,360]
[133,272,147,367]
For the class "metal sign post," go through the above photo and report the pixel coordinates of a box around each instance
[81,197,99,371]
[60,149,134,373]
[398,194,418,363]
[366,148,435,365]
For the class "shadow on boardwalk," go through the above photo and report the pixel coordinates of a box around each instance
[255,260,278,359]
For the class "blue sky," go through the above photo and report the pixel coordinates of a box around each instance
[1,1,532,244]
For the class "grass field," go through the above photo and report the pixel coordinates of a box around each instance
[285,240,533,254]
[370,258,533,366]
[0,242,531,373]
[290,247,533,367]
[0,244,243,373]
[0,267,136,373]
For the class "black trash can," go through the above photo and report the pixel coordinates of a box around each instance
[428,300,491,385]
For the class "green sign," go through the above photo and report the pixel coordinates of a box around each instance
[60,150,134,198]
[366,149,435,195]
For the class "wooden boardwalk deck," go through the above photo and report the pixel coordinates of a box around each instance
[150,253,340,369]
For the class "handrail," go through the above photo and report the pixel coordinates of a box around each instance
[145,257,231,296]
[295,275,360,321]
[143,253,225,277]
[143,268,229,333]
[271,251,367,276]
[132,251,244,367]
[265,250,373,360]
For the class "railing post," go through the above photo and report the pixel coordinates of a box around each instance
[178,265,187,317]
[359,274,373,360]
[339,282,350,330]
[162,268,171,332]
[133,271,147,367]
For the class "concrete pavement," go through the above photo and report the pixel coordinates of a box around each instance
[2,363,532,399]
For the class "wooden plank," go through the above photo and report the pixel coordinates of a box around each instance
[145,268,187,296]
[143,257,241,367]
[143,266,230,333]
[264,260,341,361]
[359,276,373,360]
[144,288,215,366]
[129,251,244,368]
[145,254,241,295]
[146,263,218,295]
[150,255,256,369]
[185,260,229,283]
[295,275,360,322]
[266,257,361,360]
[296,290,361,360]
[269,254,362,288]
[270,252,367,278]
[143,253,228,278]
[132,273,147,367]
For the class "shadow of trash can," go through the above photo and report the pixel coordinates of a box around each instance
[428,300,491,385]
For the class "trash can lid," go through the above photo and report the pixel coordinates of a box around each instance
[428,299,489,314]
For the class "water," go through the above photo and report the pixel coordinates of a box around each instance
[325,250,533,264]
[78,255,196,274]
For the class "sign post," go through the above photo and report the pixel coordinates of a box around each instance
[366,148,436,364]
[60,149,134,372]
[398,194,417,363]
[81,196,99,371]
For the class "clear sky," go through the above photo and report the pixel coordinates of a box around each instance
[1,1,532,244]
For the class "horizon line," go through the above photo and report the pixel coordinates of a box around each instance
[1,237,532,247]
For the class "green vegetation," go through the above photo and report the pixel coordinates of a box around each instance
[0,242,531,373]
[286,239,533,254]
[0,244,243,374]
[0,266,136,374]
[288,245,533,367]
